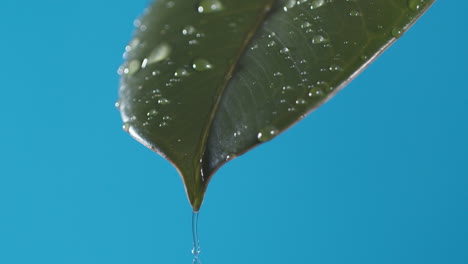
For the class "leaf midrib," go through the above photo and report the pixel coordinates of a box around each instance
[195,1,277,183]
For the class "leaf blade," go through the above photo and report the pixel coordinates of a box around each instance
[118,0,435,211]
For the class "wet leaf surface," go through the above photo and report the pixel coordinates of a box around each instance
[118,0,435,211]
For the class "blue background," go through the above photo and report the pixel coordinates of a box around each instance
[0,1,466,263]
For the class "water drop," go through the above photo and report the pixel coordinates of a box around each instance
[192,212,202,264]
[267,40,276,47]
[133,19,142,28]
[126,60,141,76]
[408,0,423,11]
[329,64,341,72]
[310,0,325,9]
[114,99,121,109]
[182,25,197,35]
[273,72,283,77]
[257,126,279,142]
[122,122,131,132]
[189,39,200,45]
[197,0,224,13]
[280,47,290,54]
[175,67,190,77]
[283,0,296,11]
[392,27,403,38]
[125,38,140,53]
[158,98,170,105]
[117,66,125,75]
[192,59,213,71]
[349,10,360,16]
[311,35,326,44]
[308,87,323,97]
[282,85,293,92]
[141,59,148,69]
[301,22,312,28]
[296,98,307,105]
[166,1,175,8]
[147,109,158,116]
[146,43,172,65]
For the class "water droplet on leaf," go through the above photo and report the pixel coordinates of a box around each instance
[192,59,213,71]
[122,122,131,132]
[146,43,172,65]
[147,109,158,116]
[182,25,197,35]
[312,35,326,44]
[158,98,170,105]
[197,0,224,13]
[349,10,360,16]
[392,27,403,38]
[175,67,191,77]
[310,0,325,9]
[257,126,279,142]
[126,60,141,76]
[283,0,296,11]
[115,99,121,109]
[408,0,423,11]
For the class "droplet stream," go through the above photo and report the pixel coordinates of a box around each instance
[192,211,202,264]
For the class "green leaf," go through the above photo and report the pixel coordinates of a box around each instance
[117,0,435,211]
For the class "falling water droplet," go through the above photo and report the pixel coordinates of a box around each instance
[192,59,213,71]
[192,212,202,264]
[197,0,224,13]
